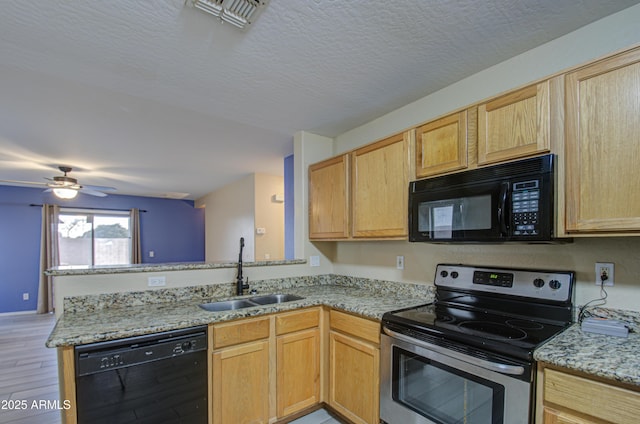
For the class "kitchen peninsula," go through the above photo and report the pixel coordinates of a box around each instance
[47,261,640,424]
[46,266,434,424]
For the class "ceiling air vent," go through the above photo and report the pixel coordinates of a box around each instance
[186,0,268,30]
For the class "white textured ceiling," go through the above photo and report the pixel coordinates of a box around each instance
[0,0,638,199]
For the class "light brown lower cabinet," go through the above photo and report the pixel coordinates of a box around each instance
[210,308,322,424]
[276,308,321,417]
[539,366,640,424]
[543,406,597,424]
[212,339,270,423]
[328,310,380,424]
[277,328,320,416]
[211,316,271,424]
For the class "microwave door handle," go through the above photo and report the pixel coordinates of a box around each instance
[498,182,509,236]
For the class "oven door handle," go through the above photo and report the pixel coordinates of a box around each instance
[383,327,525,376]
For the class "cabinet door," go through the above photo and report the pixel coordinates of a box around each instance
[416,110,468,178]
[276,328,320,417]
[565,47,640,233]
[543,407,596,424]
[543,368,640,424]
[212,340,270,424]
[309,154,349,239]
[477,81,552,165]
[329,331,380,424]
[351,131,412,238]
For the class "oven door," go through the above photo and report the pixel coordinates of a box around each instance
[380,331,532,424]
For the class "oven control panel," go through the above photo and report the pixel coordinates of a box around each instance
[435,264,574,302]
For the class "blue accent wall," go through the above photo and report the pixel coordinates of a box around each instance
[284,154,294,260]
[0,185,205,313]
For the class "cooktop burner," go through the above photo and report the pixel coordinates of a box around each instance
[382,264,575,360]
[389,303,564,347]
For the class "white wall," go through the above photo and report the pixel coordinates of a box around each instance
[254,173,285,260]
[316,4,640,312]
[196,174,255,262]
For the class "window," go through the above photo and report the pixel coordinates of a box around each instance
[58,209,132,267]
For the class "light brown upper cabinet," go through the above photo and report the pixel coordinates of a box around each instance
[477,78,559,165]
[415,109,470,178]
[351,131,412,239]
[565,47,640,233]
[309,154,349,239]
[309,130,413,240]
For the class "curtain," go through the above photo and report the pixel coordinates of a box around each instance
[37,204,60,314]
[131,208,142,264]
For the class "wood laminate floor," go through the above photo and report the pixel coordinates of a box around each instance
[0,313,61,424]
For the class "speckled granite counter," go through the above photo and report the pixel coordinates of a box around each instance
[46,275,435,347]
[534,307,640,387]
[46,259,306,276]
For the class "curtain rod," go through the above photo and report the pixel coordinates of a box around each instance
[29,204,147,213]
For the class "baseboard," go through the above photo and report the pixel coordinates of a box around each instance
[0,310,38,316]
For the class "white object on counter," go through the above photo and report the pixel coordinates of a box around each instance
[581,317,629,338]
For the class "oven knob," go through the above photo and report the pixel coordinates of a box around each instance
[451,271,459,279]
[549,280,561,290]
[533,278,545,288]
[440,270,449,278]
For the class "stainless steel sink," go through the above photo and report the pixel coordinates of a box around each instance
[199,293,304,312]
[248,293,305,305]
[199,299,258,312]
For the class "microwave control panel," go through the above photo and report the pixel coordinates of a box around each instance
[511,180,540,236]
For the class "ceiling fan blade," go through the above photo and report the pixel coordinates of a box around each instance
[0,179,48,187]
[79,187,108,197]
[82,184,117,192]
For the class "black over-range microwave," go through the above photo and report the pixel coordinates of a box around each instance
[409,154,558,243]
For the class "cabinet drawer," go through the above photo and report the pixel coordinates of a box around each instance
[212,316,270,349]
[330,310,380,345]
[544,368,640,424]
[276,308,320,335]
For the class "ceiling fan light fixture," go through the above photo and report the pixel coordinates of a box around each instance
[187,0,268,30]
[53,187,79,199]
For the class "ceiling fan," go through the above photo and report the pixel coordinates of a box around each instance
[0,166,116,199]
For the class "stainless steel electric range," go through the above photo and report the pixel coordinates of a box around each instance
[380,264,575,424]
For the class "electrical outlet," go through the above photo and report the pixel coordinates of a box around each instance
[396,255,405,270]
[148,276,166,287]
[595,262,614,286]
[309,256,320,267]
[22,293,29,301]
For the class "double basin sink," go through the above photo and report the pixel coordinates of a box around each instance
[199,293,304,312]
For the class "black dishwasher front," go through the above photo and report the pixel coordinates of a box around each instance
[75,326,207,424]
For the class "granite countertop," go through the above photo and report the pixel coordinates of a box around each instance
[46,282,433,347]
[47,274,640,390]
[535,310,640,387]
[46,259,306,276]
